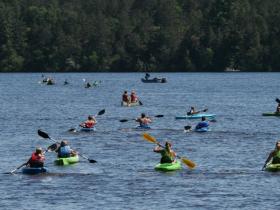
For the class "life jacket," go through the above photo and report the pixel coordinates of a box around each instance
[160,149,174,164]
[85,120,95,128]
[122,94,129,102]
[130,94,138,103]
[29,152,45,167]
[196,121,209,129]
[58,145,71,158]
[31,153,45,162]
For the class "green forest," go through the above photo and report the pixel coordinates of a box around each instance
[0,0,280,72]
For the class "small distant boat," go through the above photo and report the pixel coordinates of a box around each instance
[121,101,141,107]
[141,78,167,83]
[224,67,240,72]
[141,73,167,83]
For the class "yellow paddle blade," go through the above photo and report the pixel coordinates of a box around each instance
[181,157,196,169]
[142,133,158,144]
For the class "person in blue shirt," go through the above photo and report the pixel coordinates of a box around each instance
[195,117,209,130]
[54,140,77,158]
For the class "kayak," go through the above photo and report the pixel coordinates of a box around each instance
[135,125,151,130]
[195,127,209,132]
[262,112,280,116]
[121,101,140,107]
[141,78,167,83]
[54,155,79,166]
[22,167,47,175]
[155,160,181,171]
[79,127,96,132]
[175,114,216,119]
[265,163,280,172]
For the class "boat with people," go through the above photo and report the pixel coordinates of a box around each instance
[79,127,96,132]
[141,78,167,83]
[54,155,79,166]
[155,160,182,171]
[195,127,210,132]
[141,73,167,83]
[22,166,47,175]
[121,101,141,107]
[175,113,216,119]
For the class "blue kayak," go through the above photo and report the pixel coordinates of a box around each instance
[135,125,151,130]
[79,127,96,132]
[175,114,216,119]
[195,127,209,132]
[22,167,47,175]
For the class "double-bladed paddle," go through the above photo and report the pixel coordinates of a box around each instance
[68,109,105,132]
[142,133,196,169]
[38,129,97,163]
[119,114,164,123]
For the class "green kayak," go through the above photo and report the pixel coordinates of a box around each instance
[265,163,280,172]
[262,112,280,116]
[155,160,182,171]
[54,155,79,166]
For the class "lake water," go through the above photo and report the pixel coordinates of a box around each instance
[1,72,280,210]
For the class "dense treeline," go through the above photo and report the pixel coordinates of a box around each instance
[0,0,280,72]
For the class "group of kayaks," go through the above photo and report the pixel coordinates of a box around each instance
[21,155,80,175]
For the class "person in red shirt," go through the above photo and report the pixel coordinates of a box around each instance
[130,90,138,103]
[122,91,130,103]
[80,115,96,128]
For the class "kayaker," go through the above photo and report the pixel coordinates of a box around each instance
[122,91,130,103]
[136,113,152,127]
[55,140,77,158]
[187,107,199,115]
[145,73,150,80]
[26,147,45,168]
[130,90,138,103]
[154,142,176,164]
[195,117,209,130]
[85,82,91,88]
[264,141,280,168]
[80,115,96,129]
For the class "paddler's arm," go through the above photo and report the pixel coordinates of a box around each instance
[263,151,274,169]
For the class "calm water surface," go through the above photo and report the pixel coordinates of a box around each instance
[1,73,280,209]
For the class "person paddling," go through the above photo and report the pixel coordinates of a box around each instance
[53,140,77,158]
[187,107,199,115]
[263,141,280,169]
[136,113,152,127]
[130,90,138,103]
[154,142,177,164]
[85,82,91,88]
[195,116,209,130]
[26,147,45,168]
[122,91,130,104]
[80,115,96,129]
